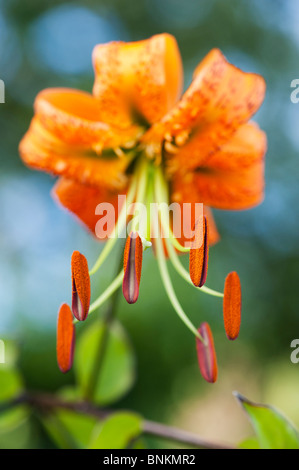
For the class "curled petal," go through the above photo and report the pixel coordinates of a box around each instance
[196,322,218,383]
[34,88,110,146]
[203,207,220,246]
[189,215,209,287]
[223,271,242,340]
[57,303,75,373]
[192,122,266,210]
[33,88,139,147]
[122,232,143,304]
[71,251,91,321]
[171,122,266,211]
[144,48,266,172]
[93,33,183,127]
[52,177,126,238]
[19,117,129,191]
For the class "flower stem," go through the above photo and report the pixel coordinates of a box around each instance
[84,246,124,400]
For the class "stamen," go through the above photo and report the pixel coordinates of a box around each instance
[57,303,75,373]
[196,322,218,383]
[164,132,173,142]
[122,139,137,149]
[122,232,143,304]
[89,175,138,276]
[92,142,103,155]
[151,178,204,341]
[114,147,126,158]
[71,251,90,321]
[164,141,179,154]
[77,270,123,322]
[189,216,209,288]
[145,143,160,159]
[166,236,223,297]
[223,271,242,340]
[154,166,223,298]
[175,130,190,147]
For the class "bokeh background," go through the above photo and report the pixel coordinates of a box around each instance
[1,0,299,448]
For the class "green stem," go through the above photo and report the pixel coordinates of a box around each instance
[130,157,149,236]
[84,250,124,400]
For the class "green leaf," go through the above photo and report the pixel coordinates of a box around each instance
[0,367,23,402]
[0,339,19,368]
[42,414,79,449]
[0,418,32,449]
[0,344,29,432]
[41,387,98,449]
[0,371,28,433]
[74,320,135,405]
[89,412,142,449]
[238,437,260,449]
[234,392,299,449]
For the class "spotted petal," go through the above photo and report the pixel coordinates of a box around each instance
[93,34,183,128]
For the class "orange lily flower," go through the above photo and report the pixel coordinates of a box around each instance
[19,34,266,382]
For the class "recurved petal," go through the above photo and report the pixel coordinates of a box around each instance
[33,88,139,148]
[52,178,126,238]
[203,207,220,245]
[192,122,266,209]
[57,303,75,373]
[145,48,266,172]
[92,33,183,127]
[19,117,129,191]
[122,232,143,304]
[223,271,242,340]
[71,251,91,321]
[196,322,218,383]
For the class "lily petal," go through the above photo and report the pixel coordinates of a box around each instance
[33,88,139,147]
[93,33,183,127]
[203,207,220,245]
[52,177,126,238]
[19,117,129,191]
[171,122,266,210]
[57,303,75,373]
[193,122,266,209]
[145,48,265,172]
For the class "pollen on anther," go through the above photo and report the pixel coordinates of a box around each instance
[223,271,242,340]
[57,303,75,373]
[122,232,143,304]
[71,251,90,321]
[189,215,209,287]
